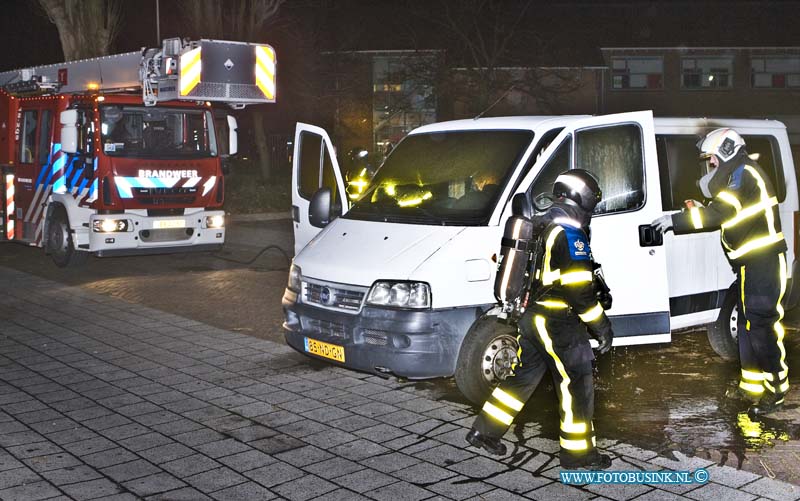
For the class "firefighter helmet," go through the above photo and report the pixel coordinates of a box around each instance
[697,128,745,163]
[553,169,603,213]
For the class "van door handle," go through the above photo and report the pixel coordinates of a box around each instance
[639,224,663,247]
[291,205,300,222]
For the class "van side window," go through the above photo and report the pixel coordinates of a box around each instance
[18,110,38,164]
[576,124,645,214]
[656,136,704,210]
[321,147,342,215]
[656,134,785,210]
[529,136,571,199]
[298,131,323,200]
[37,110,52,165]
[510,128,562,197]
[742,135,785,202]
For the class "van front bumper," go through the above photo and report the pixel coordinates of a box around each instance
[282,288,490,379]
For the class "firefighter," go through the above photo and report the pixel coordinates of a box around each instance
[466,169,614,470]
[652,128,789,415]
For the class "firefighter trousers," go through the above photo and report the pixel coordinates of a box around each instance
[472,310,597,457]
[737,252,789,400]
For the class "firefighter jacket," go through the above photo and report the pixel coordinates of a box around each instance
[672,161,787,266]
[530,217,612,338]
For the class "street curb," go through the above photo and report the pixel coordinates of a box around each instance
[229,211,292,222]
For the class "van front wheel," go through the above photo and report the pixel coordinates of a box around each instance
[707,284,740,361]
[454,316,519,405]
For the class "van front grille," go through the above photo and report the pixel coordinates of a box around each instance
[303,280,367,313]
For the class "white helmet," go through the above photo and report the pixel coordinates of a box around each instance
[697,128,745,163]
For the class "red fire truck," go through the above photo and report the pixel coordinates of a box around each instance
[0,38,276,266]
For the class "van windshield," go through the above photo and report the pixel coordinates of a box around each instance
[346,130,534,225]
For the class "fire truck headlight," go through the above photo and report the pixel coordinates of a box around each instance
[206,215,225,229]
[93,219,129,233]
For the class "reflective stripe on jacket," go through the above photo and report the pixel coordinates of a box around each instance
[672,161,786,264]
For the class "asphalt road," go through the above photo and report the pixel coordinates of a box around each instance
[0,219,294,345]
[2,216,800,484]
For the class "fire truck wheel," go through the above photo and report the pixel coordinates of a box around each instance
[455,315,519,405]
[47,207,88,268]
[707,283,739,361]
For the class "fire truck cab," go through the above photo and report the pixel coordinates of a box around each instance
[0,38,276,266]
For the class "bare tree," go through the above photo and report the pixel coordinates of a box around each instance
[37,0,122,61]
[403,0,586,118]
[184,0,225,40]
[183,0,286,181]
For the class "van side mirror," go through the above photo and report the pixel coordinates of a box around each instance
[60,110,79,154]
[309,187,334,228]
[227,115,238,156]
[511,193,532,218]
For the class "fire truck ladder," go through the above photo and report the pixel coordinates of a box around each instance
[0,38,276,108]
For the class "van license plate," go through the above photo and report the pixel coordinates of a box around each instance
[304,337,345,363]
[153,219,186,229]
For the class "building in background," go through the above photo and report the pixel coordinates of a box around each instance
[319,46,800,172]
[601,47,800,159]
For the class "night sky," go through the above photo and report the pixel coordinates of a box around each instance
[4,0,800,72]
[3,0,800,138]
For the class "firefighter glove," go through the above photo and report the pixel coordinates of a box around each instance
[593,328,613,356]
[593,271,612,310]
[651,215,673,234]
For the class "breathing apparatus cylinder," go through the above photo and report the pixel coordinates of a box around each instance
[494,215,539,319]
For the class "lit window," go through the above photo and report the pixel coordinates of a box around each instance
[751,56,800,88]
[682,57,733,89]
[611,57,663,90]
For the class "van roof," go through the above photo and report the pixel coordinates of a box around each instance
[410,114,787,134]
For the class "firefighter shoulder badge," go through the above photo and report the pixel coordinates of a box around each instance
[563,226,590,260]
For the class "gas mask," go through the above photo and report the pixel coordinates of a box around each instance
[698,168,716,198]
[697,151,744,199]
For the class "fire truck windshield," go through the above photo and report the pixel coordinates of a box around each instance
[100,105,218,159]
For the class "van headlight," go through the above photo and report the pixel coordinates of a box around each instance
[206,215,225,229]
[92,219,129,233]
[288,264,302,292]
[367,281,430,309]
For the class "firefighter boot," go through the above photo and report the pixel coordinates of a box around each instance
[749,391,786,416]
[724,384,760,404]
[560,449,612,470]
[465,429,507,456]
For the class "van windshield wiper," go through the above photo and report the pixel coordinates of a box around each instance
[349,200,451,225]
[407,205,450,225]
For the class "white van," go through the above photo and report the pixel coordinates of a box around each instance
[282,111,800,403]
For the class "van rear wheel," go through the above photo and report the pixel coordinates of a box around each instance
[455,316,519,405]
[707,283,739,361]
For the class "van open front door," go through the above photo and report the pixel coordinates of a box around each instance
[521,110,671,345]
[291,123,348,256]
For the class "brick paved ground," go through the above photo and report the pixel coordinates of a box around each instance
[0,266,797,501]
